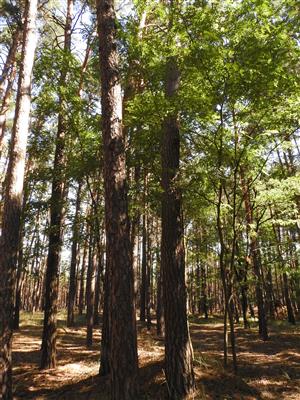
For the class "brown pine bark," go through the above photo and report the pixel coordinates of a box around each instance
[140,212,147,321]
[78,237,88,315]
[146,216,152,331]
[0,60,17,154]
[0,0,37,397]
[0,28,20,152]
[67,181,82,327]
[13,174,30,329]
[93,237,103,326]
[99,255,110,376]
[156,254,165,337]
[200,261,209,319]
[130,166,141,310]
[96,0,138,397]
[161,58,195,399]
[86,227,97,347]
[40,0,73,370]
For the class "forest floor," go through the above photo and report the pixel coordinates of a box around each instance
[12,312,300,400]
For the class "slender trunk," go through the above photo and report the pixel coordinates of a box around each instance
[252,241,268,339]
[272,224,296,324]
[282,271,296,324]
[130,166,141,310]
[240,283,250,328]
[67,181,82,327]
[99,257,110,376]
[156,250,165,336]
[86,228,96,347]
[93,243,103,326]
[0,28,20,93]
[78,236,88,315]
[13,179,30,329]
[201,260,208,319]
[161,57,195,399]
[13,243,24,330]
[0,62,17,155]
[96,0,138,396]
[265,264,276,320]
[132,217,140,311]
[40,0,73,369]
[140,213,147,321]
[146,220,152,330]
[0,28,20,153]
[290,230,300,314]
[196,252,201,315]
[240,168,268,340]
[0,1,37,397]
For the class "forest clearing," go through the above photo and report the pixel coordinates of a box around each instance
[1,0,300,399]
[12,313,300,399]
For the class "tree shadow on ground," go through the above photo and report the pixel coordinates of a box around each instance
[12,314,300,400]
[190,318,300,399]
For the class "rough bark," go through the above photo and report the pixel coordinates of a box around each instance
[161,58,195,399]
[40,0,73,369]
[0,27,20,153]
[0,59,17,154]
[0,0,37,397]
[96,0,138,397]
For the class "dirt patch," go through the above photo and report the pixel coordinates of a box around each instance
[12,314,300,399]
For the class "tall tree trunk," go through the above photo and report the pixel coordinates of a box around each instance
[0,28,20,154]
[161,57,195,399]
[130,166,141,310]
[40,0,73,369]
[78,236,88,315]
[0,61,17,155]
[217,185,237,370]
[146,218,152,331]
[0,0,37,397]
[140,212,147,321]
[265,264,276,320]
[99,257,110,376]
[156,250,165,337]
[93,242,103,326]
[96,0,138,397]
[252,241,268,339]
[86,226,96,347]
[201,260,208,319]
[13,237,24,330]
[67,181,82,327]
[240,168,268,340]
[272,224,296,324]
[13,176,30,329]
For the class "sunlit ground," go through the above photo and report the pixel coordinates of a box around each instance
[12,312,300,399]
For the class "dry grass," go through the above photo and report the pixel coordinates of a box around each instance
[12,313,300,399]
